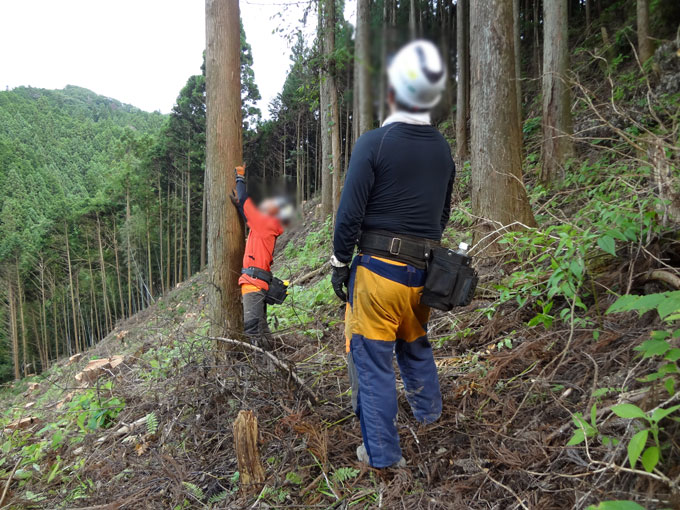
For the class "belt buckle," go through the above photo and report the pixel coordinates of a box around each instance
[389,237,402,256]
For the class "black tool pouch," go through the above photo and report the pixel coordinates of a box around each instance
[420,247,478,311]
[265,277,288,305]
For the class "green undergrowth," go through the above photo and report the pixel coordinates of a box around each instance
[280,217,332,277]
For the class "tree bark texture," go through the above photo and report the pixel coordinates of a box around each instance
[205,0,245,338]
[637,0,653,63]
[455,0,470,161]
[541,0,573,184]
[319,0,341,219]
[470,0,537,252]
[356,0,373,136]
[514,0,522,127]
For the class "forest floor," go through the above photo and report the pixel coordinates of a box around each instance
[0,185,678,510]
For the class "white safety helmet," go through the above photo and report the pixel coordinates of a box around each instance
[275,197,295,223]
[387,40,446,110]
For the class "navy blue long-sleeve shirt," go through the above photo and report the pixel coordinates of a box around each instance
[333,122,455,263]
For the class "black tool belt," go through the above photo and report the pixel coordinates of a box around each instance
[420,247,478,311]
[241,266,273,284]
[359,230,439,269]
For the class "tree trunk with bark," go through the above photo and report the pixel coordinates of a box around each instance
[319,0,342,219]
[470,0,537,253]
[8,280,20,380]
[637,0,653,63]
[541,0,573,184]
[514,0,522,127]
[356,0,373,136]
[205,0,245,338]
[456,0,470,160]
[65,224,81,352]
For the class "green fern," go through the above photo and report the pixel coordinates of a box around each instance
[208,490,228,504]
[146,412,158,435]
[332,467,359,483]
[182,481,204,501]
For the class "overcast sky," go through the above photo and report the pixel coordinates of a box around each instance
[0,0,356,116]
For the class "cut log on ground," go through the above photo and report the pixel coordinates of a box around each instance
[233,410,266,495]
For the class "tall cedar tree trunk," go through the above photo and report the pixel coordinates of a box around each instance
[319,0,341,219]
[206,0,245,337]
[112,219,125,320]
[17,262,27,373]
[38,259,49,366]
[51,279,58,360]
[9,280,20,380]
[378,0,389,125]
[85,235,101,343]
[178,173,184,283]
[541,0,573,184]
[65,224,81,352]
[158,173,166,295]
[409,0,417,39]
[146,211,154,300]
[296,112,302,206]
[356,0,373,136]
[455,0,470,160]
[437,0,453,119]
[637,0,653,63]
[126,185,133,316]
[201,173,207,270]
[96,214,112,332]
[533,0,540,78]
[186,138,192,280]
[514,0,522,127]
[470,0,537,252]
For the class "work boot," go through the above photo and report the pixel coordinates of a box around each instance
[356,443,406,468]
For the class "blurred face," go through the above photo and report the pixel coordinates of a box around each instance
[258,198,279,217]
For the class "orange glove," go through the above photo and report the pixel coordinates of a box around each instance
[235,165,246,177]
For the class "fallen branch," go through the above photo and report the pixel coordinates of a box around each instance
[647,269,680,290]
[291,263,328,287]
[211,337,317,404]
[0,459,20,508]
[96,415,150,443]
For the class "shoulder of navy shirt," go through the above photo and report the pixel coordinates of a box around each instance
[334,122,456,264]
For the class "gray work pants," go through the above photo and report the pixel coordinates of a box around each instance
[242,290,273,350]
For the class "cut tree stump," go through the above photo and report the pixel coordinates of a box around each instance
[4,416,40,433]
[74,356,125,385]
[233,410,265,495]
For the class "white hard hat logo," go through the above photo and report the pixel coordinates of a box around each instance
[388,40,446,110]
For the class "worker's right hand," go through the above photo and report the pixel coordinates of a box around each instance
[331,265,351,302]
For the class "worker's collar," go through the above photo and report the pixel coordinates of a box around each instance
[382,111,431,127]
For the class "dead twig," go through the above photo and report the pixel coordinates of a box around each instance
[211,336,317,405]
[291,263,329,286]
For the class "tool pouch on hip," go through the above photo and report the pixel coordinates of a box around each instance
[420,247,478,311]
[265,277,289,305]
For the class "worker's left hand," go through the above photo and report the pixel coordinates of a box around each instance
[331,265,351,302]
[234,165,246,182]
[229,190,239,206]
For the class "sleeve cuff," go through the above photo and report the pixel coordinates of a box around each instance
[330,254,350,267]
